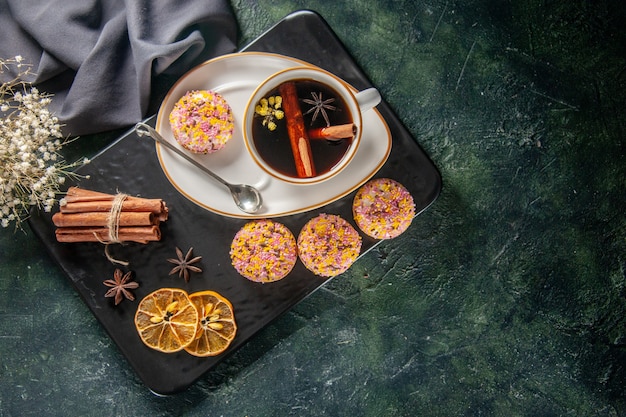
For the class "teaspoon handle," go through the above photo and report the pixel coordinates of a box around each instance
[134,123,229,188]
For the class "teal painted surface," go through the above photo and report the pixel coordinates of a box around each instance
[1,1,625,415]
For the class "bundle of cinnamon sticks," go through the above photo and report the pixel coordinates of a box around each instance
[53,187,168,244]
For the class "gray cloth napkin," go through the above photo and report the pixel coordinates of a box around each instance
[0,0,237,135]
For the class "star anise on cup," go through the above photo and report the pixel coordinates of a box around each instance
[167,246,202,282]
[103,268,139,305]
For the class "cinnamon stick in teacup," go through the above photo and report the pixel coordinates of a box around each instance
[308,123,356,140]
[279,82,316,178]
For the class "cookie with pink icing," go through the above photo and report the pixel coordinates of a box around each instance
[230,219,297,283]
[169,90,234,154]
[297,213,361,277]
[352,178,415,239]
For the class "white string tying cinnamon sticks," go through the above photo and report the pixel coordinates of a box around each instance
[98,192,129,266]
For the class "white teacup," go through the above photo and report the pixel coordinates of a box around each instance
[243,66,381,185]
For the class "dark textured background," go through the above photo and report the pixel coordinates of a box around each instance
[1,1,625,415]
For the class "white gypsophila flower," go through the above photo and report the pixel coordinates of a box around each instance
[1,56,89,229]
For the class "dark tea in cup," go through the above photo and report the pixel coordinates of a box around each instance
[251,79,354,179]
[244,66,380,185]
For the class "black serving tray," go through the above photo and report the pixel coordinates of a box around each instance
[28,10,441,395]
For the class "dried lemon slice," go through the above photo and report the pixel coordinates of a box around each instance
[134,288,199,353]
[184,290,237,357]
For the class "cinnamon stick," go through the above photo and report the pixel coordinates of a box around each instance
[308,124,356,140]
[62,187,115,202]
[60,199,167,219]
[61,187,168,221]
[52,211,156,228]
[55,226,161,244]
[279,82,316,178]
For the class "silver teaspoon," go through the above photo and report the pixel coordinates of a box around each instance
[134,123,263,214]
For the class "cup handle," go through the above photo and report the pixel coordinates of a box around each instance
[355,88,381,113]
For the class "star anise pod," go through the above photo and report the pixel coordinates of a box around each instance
[302,91,336,127]
[103,269,139,305]
[167,246,202,282]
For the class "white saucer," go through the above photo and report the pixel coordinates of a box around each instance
[155,52,391,218]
